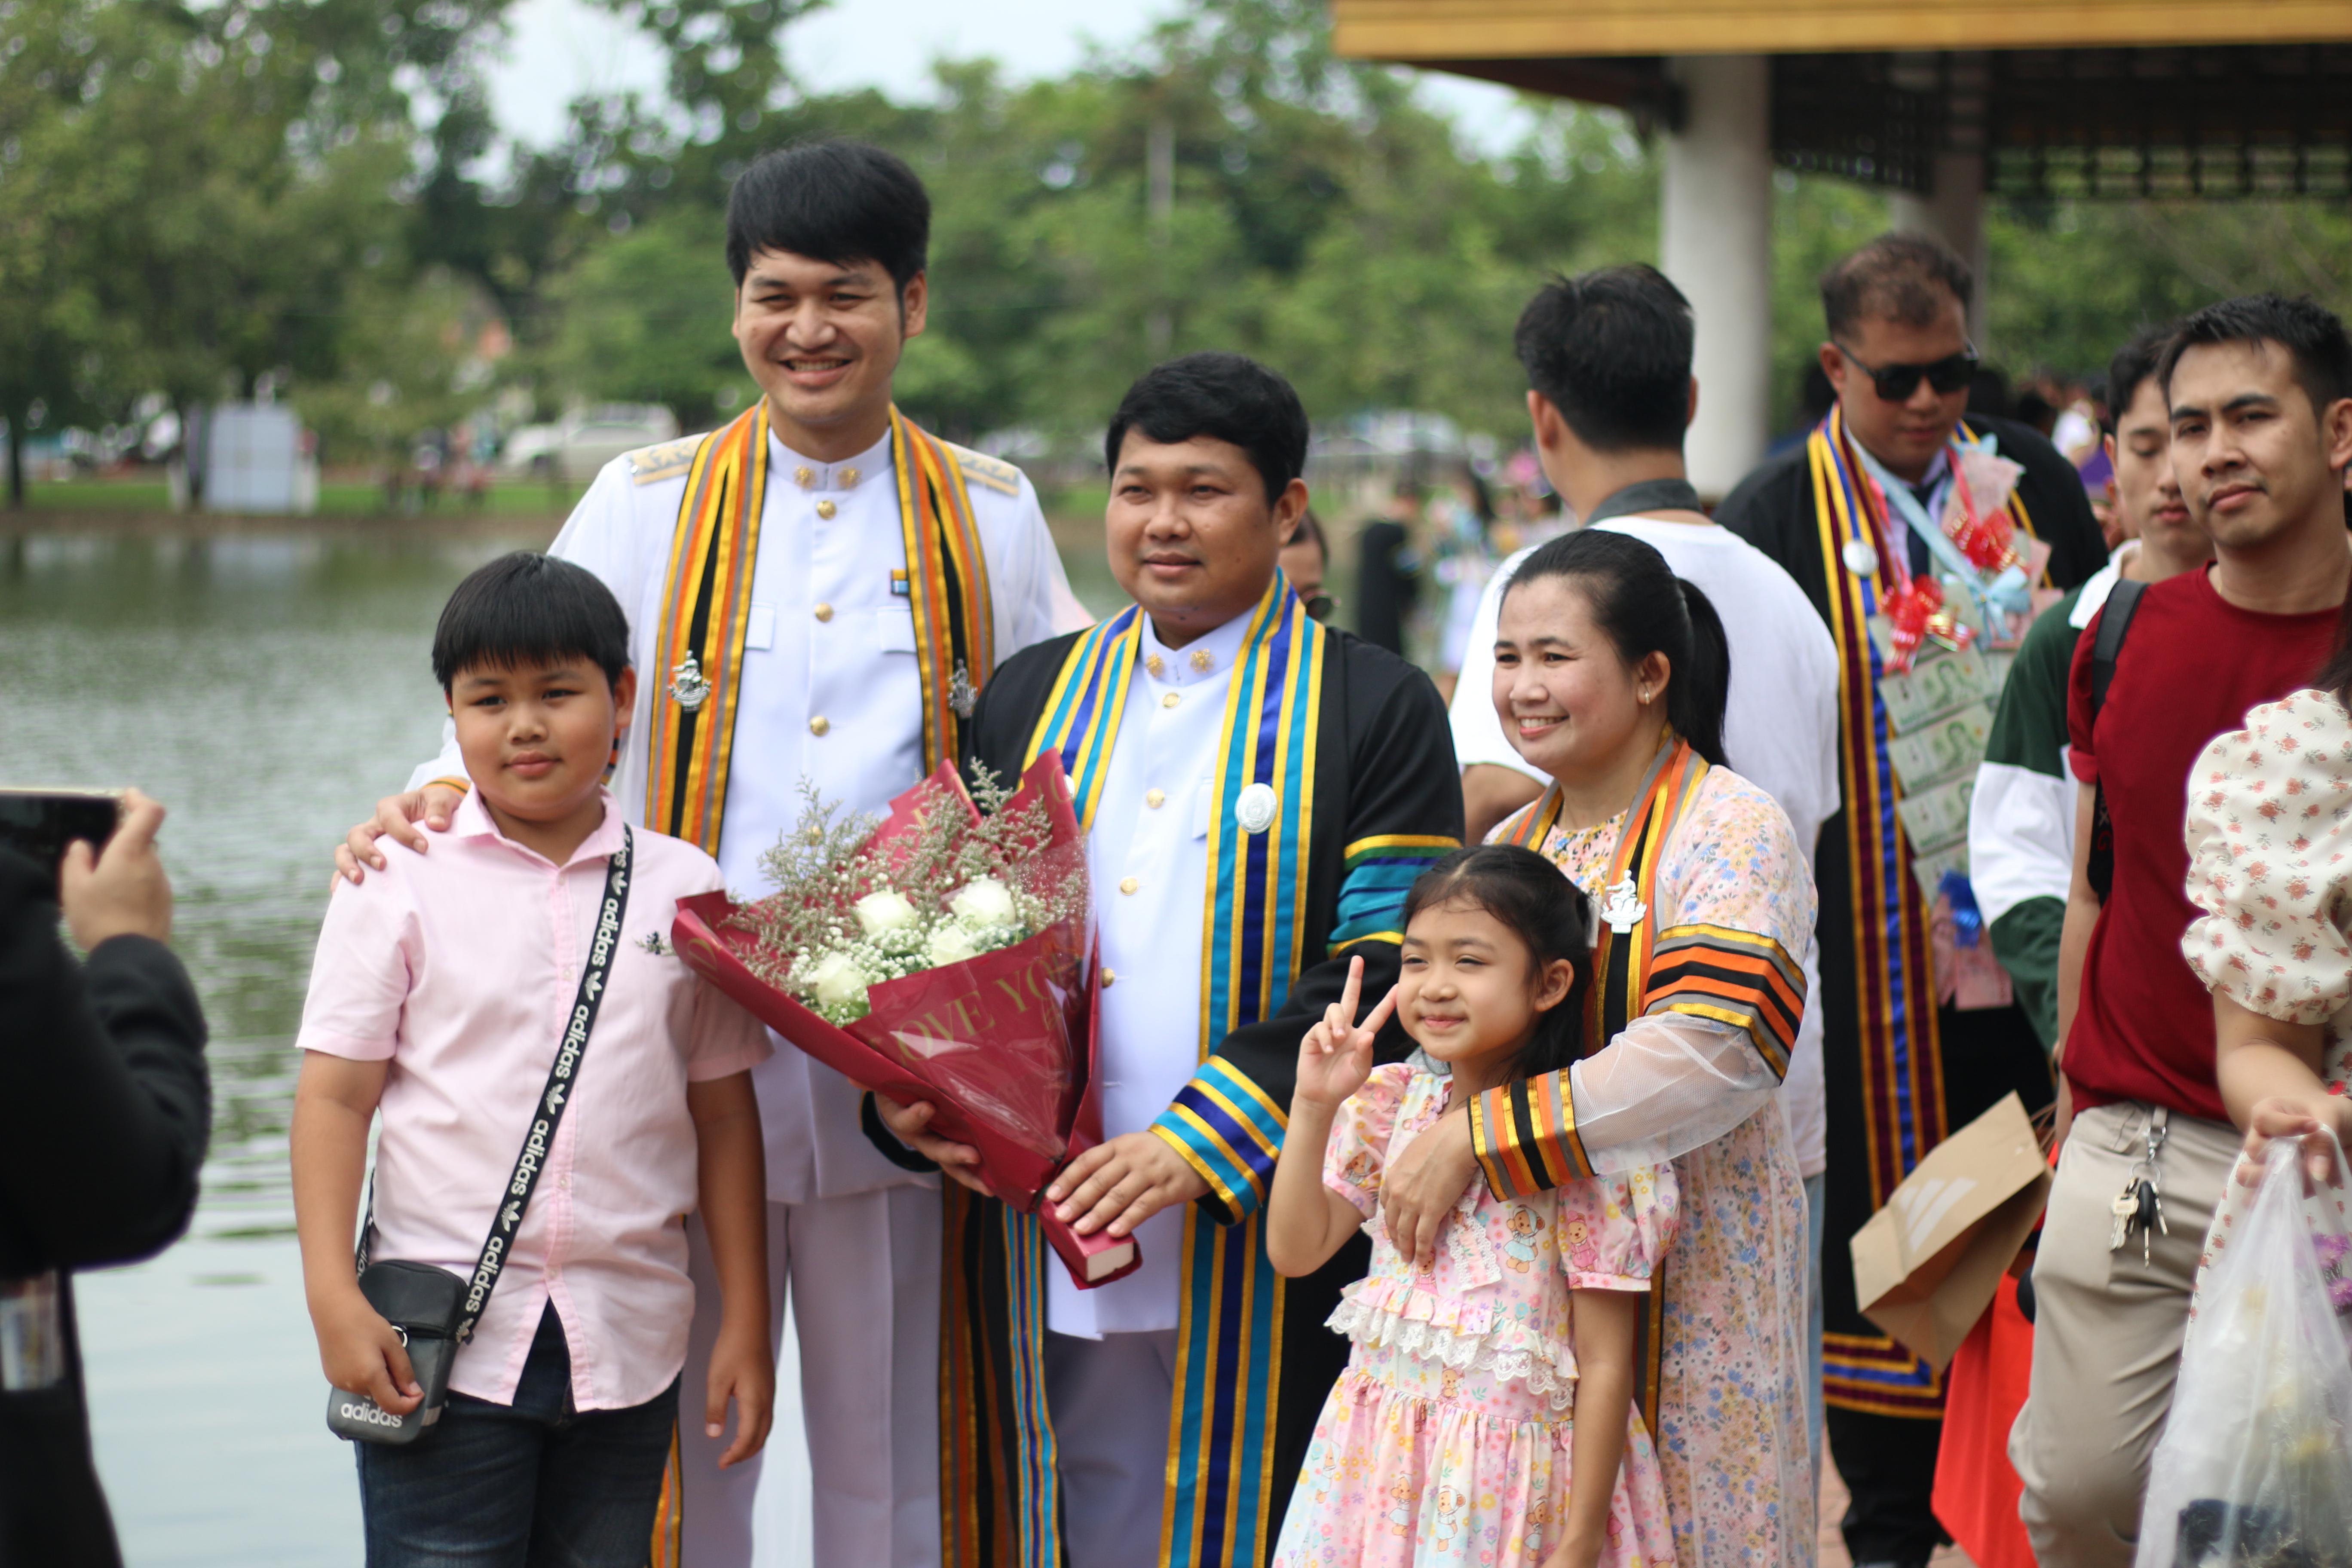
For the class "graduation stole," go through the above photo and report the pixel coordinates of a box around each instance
[1479,737,1706,1433]
[642,402,994,852]
[1808,405,2040,1202]
[1808,404,2040,1416]
[1011,570,1329,1568]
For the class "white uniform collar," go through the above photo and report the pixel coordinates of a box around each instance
[770,427,893,494]
[2068,542,2137,628]
[1137,600,1258,688]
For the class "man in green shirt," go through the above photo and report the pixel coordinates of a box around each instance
[1966,326,2213,1048]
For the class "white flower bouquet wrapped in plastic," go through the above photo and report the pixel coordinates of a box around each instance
[669,754,1139,1288]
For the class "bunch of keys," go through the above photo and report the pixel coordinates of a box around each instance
[2110,1108,2171,1264]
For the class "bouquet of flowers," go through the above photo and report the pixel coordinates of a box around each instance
[668,753,1139,1289]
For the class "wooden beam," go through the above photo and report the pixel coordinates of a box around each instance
[1331,0,2352,60]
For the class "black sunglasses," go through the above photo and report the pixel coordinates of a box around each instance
[1302,593,1337,622]
[1837,343,1979,402]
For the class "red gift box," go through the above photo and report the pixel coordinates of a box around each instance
[670,755,1140,1290]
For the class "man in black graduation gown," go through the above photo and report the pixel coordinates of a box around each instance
[1718,233,2106,1568]
[872,353,1463,1568]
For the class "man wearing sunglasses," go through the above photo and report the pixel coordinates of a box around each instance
[1720,232,2107,1568]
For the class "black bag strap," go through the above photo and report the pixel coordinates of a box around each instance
[355,826,634,1351]
[2090,576,2147,721]
[2086,579,2147,902]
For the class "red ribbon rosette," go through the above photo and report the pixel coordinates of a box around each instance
[669,755,1139,1290]
[1883,576,1974,674]
[1946,479,2020,576]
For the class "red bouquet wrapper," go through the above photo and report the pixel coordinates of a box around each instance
[670,754,1140,1290]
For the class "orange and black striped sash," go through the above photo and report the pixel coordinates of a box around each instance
[1477,740,1806,1430]
[643,403,994,852]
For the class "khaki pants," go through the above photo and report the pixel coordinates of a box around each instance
[2009,1100,2239,1568]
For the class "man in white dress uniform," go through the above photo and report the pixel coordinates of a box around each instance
[336,139,1083,1568]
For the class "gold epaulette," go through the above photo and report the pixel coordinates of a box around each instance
[943,441,1023,498]
[626,435,705,485]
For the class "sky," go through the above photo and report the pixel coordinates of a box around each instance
[481,0,1537,155]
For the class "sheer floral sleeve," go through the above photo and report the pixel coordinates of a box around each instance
[1474,769,1817,1192]
[2182,689,2352,1032]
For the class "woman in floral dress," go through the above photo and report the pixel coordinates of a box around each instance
[1370,530,1817,1568]
[2181,681,2352,1281]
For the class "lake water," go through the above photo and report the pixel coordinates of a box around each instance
[1,521,1043,1565]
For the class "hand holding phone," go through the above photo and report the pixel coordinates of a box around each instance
[0,788,121,876]
[58,790,173,949]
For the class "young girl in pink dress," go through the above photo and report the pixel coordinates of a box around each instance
[1265,845,1678,1568]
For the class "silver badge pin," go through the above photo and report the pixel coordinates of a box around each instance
[949,660,977,720]
[1234,782,1278,835]
[668,653,710,713]
[1841,539,1880,578]
[1599,874,1648,935]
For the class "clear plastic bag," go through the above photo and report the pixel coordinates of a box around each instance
[2135,1131,2352,1568]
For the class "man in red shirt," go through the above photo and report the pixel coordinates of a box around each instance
[2012,294,2352,1568]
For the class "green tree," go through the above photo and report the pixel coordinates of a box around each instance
[544,205,748,432]
[1988,198,2352,379]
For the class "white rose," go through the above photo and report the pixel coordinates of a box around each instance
[803,952,870,1012]
[924,922,982,968]
[948,877,1017,929]
[853,889,921,940]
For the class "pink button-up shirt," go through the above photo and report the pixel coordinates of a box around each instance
[298,790,769,1409]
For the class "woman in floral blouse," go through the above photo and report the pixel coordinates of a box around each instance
[1373,530,1818,1568]
[2183,672,2352,1233]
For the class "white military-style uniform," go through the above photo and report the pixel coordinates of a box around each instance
[407,418,1083,1568]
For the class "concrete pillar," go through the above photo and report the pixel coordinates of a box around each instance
[1890,151,1990,334]
[1660,54,1773,501]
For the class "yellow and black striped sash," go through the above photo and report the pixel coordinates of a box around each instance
[643,403,994,852]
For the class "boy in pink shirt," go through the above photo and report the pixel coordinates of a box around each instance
[290,552,775,1566]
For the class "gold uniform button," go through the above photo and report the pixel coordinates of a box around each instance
[1101,968,1117,988]
[816,499,837,519]
[1161,692,1180,709]
[1145,789,1166,809]
[814,603,834,622]
[1118,877,1139,896]
[809,717,830,737]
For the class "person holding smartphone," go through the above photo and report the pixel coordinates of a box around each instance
[0,790,210,1568]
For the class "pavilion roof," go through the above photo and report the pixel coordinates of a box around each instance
[1330,2,2352,196]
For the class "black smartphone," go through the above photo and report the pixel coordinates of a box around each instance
[0,789,125,876]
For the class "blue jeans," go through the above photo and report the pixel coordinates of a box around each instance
[356,1303,679,1568]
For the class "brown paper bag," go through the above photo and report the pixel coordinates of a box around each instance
[1850,1091,2051,1372]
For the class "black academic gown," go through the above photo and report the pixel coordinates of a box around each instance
[873,594,1463,1568]
[1719,410,2105,1559]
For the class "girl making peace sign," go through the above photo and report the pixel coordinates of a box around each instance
[1264,847,1678,1568]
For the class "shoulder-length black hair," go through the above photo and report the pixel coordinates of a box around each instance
[1501,528,1733,768]
[1403,844,1593,1084]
